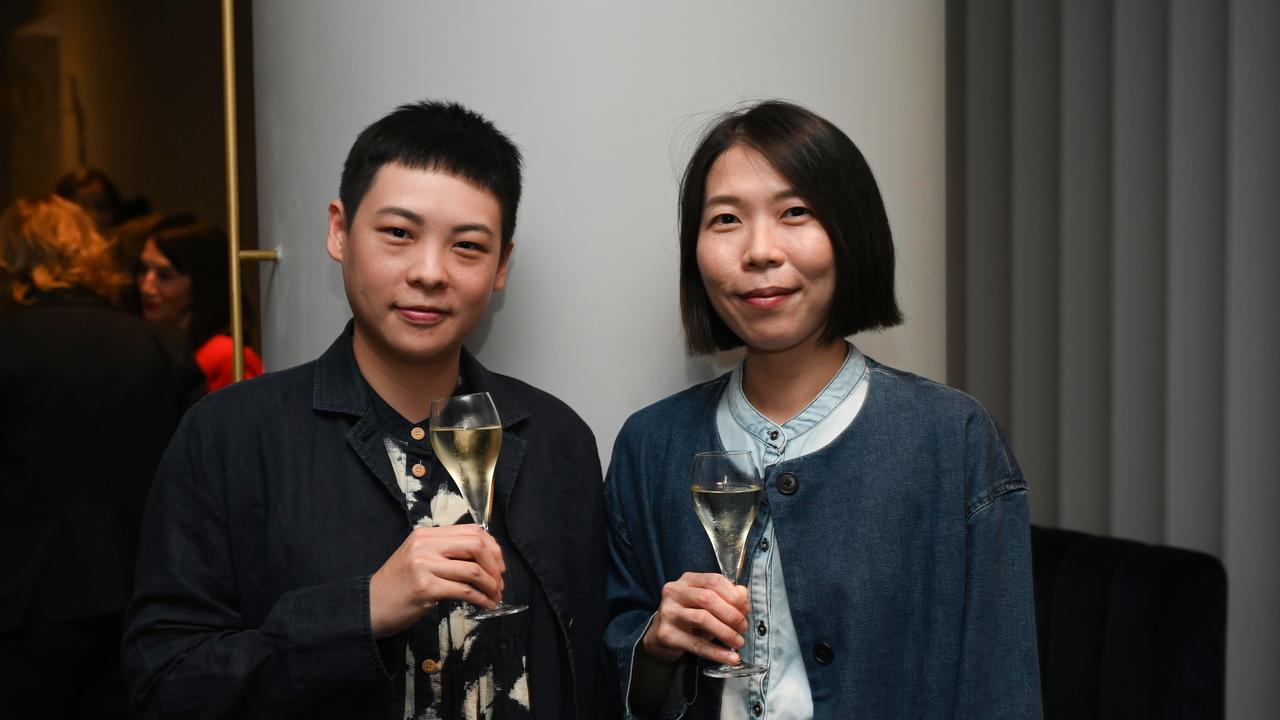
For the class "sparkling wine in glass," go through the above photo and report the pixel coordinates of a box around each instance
[691,450,766,678]
[429,391,527,620]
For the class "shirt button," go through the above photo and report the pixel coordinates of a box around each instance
[813,641,834,665]
[757,621,767,636]
[752,702,763,717]
[410,426,425,441]
[776,472,798,495]
[411,463,427,478]
[420,658,439,673]
[759,537,770,551]
[767,429,779,441]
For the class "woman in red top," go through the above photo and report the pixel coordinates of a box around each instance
[135,220,262,392]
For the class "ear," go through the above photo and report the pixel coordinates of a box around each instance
[492,241,515,291]
[325,200,348,263]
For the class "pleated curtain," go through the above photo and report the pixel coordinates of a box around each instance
[947,1,1278,716]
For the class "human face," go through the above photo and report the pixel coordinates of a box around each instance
[696,144,837,355]
[326,163,511,368]
[137,238,193,327]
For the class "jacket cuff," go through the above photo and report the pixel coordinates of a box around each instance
[263,574,390,691]
[620,613,696,720]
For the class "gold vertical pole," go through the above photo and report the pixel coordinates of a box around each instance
[221,0,246,382]
[221,0,277,382]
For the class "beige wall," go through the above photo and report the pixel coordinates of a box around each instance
[251,0,948,465]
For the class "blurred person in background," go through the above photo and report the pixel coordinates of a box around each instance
[135,219,263,392]
[0,194,193,718]
[55,167,124,232]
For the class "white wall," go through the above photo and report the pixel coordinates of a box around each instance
[252,0,946,464]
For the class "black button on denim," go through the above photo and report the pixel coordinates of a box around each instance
[777,472,798,495]
[752,702,763,716]
[757,620,767,636]
[767,429,779,441]
[759,537,770,551]
[813,641,833,665]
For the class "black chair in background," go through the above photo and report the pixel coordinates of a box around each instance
[1029,525,1227,720]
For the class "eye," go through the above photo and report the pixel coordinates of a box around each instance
[454,240,481,251]
[782,206,810,219]
[708,213,739,227]
[382,226,411,240]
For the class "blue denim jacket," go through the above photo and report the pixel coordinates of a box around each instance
[603,359,1043,719]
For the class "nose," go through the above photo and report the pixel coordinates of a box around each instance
[138,270,156,295]
[742,222,785,270]
[406,243,449,289]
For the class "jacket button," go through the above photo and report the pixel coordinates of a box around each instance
[776,472,798,495]
[759,537,770,551]
[420,658,439,673]
[813,642,833,665]
[757,621,767,636]
[410,426,425,441]
[411,463,427,478]
[752,702,763,716]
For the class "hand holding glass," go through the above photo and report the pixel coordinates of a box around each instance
[429,391,527,620]
[691,450,766,678]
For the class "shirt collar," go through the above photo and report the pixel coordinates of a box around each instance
[726,342,867,455]
[312,319,530,430]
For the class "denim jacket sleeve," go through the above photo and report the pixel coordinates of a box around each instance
[602,416,699,720]
[121,403,389,718]
[956,409,1044,719]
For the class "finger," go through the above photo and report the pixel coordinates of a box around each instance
[431,559,503,602]
[427,577,499,608]
[435,532,505,577]
[657,623,741,666]
[669,604,745,649]
[665,582,748,633]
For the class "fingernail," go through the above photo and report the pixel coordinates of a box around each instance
[734,635,744,648]
[728,652,741,664]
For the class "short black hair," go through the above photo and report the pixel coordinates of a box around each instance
[338,100,523,246]
[678,100,903,355]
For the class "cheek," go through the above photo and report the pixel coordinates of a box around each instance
[694,239,726,290]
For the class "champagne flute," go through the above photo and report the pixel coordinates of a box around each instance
[690,450,766,678]
[429,391,527,620]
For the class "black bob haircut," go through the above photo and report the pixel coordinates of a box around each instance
[149,219,237,349]
[678,100,903,355]
[338,100,523,246]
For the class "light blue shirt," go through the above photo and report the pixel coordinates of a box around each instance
[715,342,869,720]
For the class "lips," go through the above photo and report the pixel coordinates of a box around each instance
[395,305,450,324]
[739,286,795,309]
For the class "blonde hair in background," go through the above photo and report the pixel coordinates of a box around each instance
[0,194,128,309]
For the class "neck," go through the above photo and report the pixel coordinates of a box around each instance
[351,326,460,422]
[741,337,849,425]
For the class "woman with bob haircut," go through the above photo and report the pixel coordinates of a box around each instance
[0,194,189,715]
[603,101,1041,719]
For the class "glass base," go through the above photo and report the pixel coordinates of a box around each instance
[469,601,528,620]
[703,661,766,678]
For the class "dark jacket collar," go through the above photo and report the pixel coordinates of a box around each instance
[312,321,530,429]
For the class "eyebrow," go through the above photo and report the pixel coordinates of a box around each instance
[452,223,495,238]
[373,206,424,226]
[704,189,802,207]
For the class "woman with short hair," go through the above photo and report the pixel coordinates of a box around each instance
[603,101,1042,719]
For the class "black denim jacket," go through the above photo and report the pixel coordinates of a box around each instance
[123,326,607,718]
